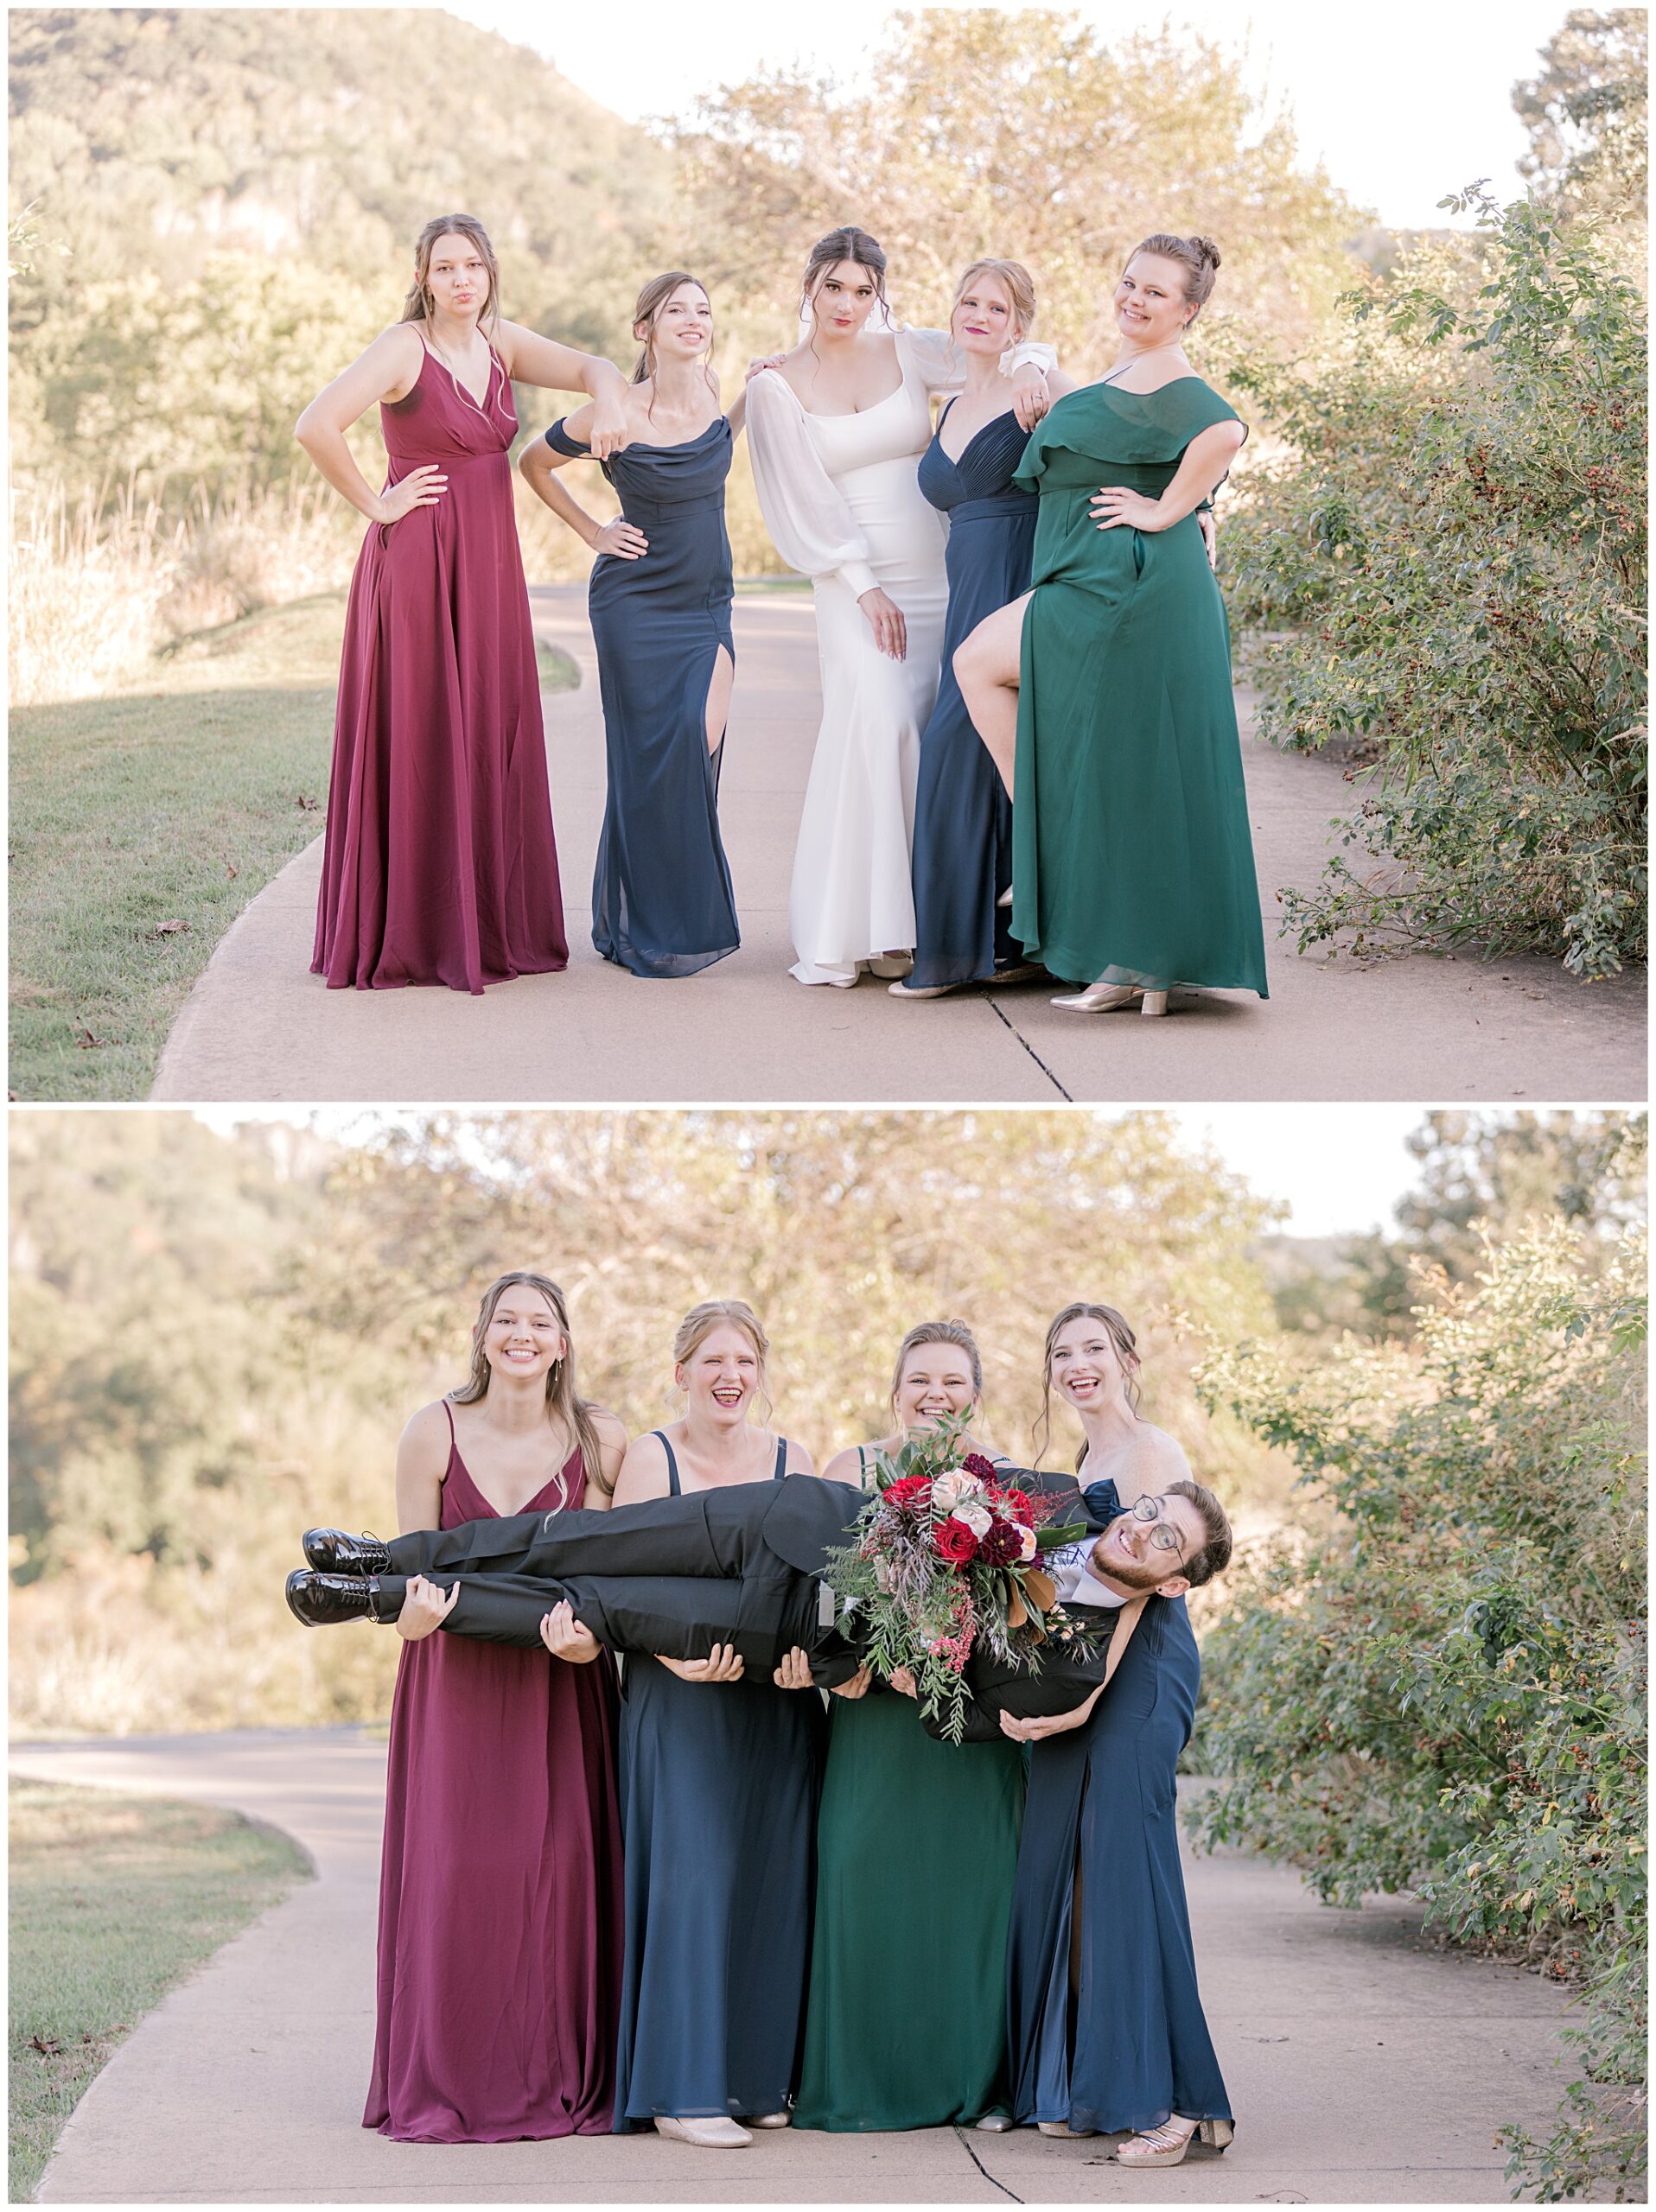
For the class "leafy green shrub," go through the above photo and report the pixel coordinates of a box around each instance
[1190,1224,1646,2200]
[1219,187,1646,979]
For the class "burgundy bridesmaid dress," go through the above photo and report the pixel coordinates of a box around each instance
[365,1410,623,2141]
[312,340,570,992]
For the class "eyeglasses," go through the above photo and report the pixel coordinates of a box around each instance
[1127,1495,1188,1558]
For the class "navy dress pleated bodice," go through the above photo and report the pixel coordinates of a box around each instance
[612,1433,828,2126]
[901,404,1039,991]
[545,416,740,978]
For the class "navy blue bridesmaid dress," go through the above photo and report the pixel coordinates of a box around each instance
[1006,1568,1232,2136]
[900,404,1038,992]
[544,417,740,977]
[612,1434,828,2127]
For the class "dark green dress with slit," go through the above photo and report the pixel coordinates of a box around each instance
[792,1449,1028,2131]
[1009,378,1269,996]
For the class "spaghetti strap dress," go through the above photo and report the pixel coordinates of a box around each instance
[1010,376,1268,996]
[1005,1581,1232,2137]
[545,416,739,977]
[612,1433,828,2126]
[366,1404,623,2140]
[794,1443,1027,2128]
[312,341,570,993]
[901,402,1037,991]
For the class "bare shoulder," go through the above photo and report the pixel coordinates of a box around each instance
[611,1427,672,1505]
[820,1444,865,1484]
[589,1404,629,1450]
[1134,1422,1194,1486]
[782,1436,816,1478]
[399,1397,453,1452]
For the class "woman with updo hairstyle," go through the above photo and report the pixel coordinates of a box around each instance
[519,272,744,976]
[1003,1298,1234,2162]
[604,1300,827,2148]
[954,232,1269,1017]
[744,226,1057,987]
[364,1272,629,2141]
[793,1320,1028,2131]
[299,216,631,992]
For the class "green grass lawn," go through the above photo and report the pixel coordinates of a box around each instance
[9,594,579,1101]
[9,1776,310,2202]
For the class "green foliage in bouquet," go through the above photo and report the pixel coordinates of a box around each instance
[1188,1224,1646,2201]
[1217,185,1646,980]
[821,1415,1098,1744]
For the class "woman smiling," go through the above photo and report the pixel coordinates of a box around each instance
[954,233,1268,1016]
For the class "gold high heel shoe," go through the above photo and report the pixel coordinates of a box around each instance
[1114,2116,1232,2167]
[1050,981,1169,1016]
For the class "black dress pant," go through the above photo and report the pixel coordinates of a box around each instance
[385,1481,797,1585]
[373,1565,824,1674]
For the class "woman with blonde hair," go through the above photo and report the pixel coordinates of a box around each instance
[793,1319,1029,2130]
[519,273,744,976]
[362,1271,629,2141]
[955,233,1267,1016]
[896,263,1077,997]
[299,214,629,993]
[605,1300,827,2148]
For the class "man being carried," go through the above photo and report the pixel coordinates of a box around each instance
[285,1466,1231,1722]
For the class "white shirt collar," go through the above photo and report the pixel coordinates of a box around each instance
[1046,1537,1127,1610]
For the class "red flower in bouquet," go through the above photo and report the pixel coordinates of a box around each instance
[934,1517,980,1564]
[883,1474,932,1510]
[962,1452,998,1481]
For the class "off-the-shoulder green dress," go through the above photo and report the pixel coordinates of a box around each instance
[1009,378,1269,996]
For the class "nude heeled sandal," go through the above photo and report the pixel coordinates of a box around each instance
[1114,2116,1233,2166]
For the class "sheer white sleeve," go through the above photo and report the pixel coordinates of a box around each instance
[744,370,880,601]
[897,326,1059,395]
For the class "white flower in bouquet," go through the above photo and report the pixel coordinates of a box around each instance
[953,1503,993,1538]
[1016,1524,1038,1562]
[931,1468,971,1510]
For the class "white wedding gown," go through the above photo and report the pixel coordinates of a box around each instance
[748,328,1045,988]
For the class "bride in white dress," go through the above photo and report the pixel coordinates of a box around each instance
[745,226,1052,988]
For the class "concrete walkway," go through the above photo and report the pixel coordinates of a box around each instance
[150,588,1645,1103]
[11,1727,1581,2203]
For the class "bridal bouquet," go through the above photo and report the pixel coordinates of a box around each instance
[823,1416,1105,1742]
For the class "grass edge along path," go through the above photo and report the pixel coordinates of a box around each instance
[9,593,578,1103]
[9,1774,311,2202]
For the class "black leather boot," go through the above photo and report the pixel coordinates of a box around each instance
[302,1529,392,1575]
[286,1570,382,1626]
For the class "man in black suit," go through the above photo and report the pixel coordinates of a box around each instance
[287,1469,1231,1720]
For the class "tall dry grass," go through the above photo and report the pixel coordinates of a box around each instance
[9,477,360,707]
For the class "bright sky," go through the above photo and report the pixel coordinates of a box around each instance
[448,0,1569,231]
[189,1104,1428,1238]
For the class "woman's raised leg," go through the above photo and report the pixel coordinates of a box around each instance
[953,591,1031,798]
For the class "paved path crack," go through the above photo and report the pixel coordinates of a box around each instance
[984,995,1073,1099]
[952,2125,1024,2202]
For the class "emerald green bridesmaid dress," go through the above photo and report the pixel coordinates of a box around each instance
[793,1450,1027,2131]
[1009,378,1269,996]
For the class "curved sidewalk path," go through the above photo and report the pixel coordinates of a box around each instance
[150,588,1645,1103]
[11,1727,1578,2203]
